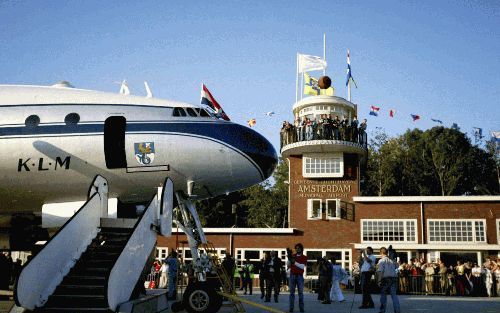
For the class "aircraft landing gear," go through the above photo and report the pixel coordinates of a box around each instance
[171,194,224,313]
[183,282,222,313]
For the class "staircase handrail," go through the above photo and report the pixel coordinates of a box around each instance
[106,192,158,311]
[14,175,107,310]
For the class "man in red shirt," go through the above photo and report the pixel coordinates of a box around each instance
[288,243,307,312]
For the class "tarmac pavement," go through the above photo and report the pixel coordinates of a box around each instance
[211,290,500,313]
[2,290,500,313]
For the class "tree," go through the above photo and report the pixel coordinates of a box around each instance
[238,158,289,228]
[363,126,499,196]
[424,127,470,196]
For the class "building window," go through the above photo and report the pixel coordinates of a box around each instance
[156,247,168,260]
[361,219,417,243]
[235,248,287,268]
[307,199,322,220]
[326,199,340,219]
[303,154,343,178]
[304,249,351,277]
[428,219,486,243]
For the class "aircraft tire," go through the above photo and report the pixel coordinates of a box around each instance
[182,281,222,313]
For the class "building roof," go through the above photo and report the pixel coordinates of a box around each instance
[173,228,296,234]
[353,196,500,203]
[354,243,500,251]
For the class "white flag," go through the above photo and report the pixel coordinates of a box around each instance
[298,53,327,73]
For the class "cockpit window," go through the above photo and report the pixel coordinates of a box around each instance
[199,109,210,117]
[172,107,187,117]
[186,108,198,117]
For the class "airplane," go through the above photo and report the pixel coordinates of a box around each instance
[0,81,278,312]
[0,81,277,237]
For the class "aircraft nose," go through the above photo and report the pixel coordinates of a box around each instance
[233,124,278,180]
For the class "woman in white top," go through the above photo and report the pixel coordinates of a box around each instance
[484,266,493,297]
[159,260,169,289]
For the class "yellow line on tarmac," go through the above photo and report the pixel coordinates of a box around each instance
[217,292,286,313]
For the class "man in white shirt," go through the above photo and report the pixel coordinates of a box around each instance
[376,247,400,313]
[359,247,376,309]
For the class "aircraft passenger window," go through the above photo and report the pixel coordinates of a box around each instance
[64,113,80,125]
[25,115,40,127]
[172,107,187,117]
[186,108,198,117]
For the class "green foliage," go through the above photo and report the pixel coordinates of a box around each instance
[364,126,499,196]
[195,158,289,227]
[239,159,289,228]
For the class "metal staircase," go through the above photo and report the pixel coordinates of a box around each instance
[36,226,134,313]
[201,242,245,313]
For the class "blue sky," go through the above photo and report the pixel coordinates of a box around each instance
[1,0,499,150]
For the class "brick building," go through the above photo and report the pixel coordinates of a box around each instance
[157,94,500,276]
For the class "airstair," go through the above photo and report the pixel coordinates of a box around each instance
[14,175,170,313]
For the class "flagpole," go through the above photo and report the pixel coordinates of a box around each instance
[296,53,299,104]
[348,79,351,102]
[323,33,326,76]
[300,72,304,100]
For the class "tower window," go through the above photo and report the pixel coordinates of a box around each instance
[303,153,343,178]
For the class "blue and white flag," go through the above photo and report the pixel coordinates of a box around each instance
[345,50,357,88]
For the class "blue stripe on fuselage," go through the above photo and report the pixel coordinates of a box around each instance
[0,121,277,180]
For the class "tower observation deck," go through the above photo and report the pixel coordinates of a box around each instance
[281,95,367,158]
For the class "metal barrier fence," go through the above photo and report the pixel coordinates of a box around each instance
[147,273,499,298]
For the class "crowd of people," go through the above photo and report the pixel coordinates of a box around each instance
[280,115,368,148]
[147,251,178,299]
[350,255,500,297]
[0,252,23,298]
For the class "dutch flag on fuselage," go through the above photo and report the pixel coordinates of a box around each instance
[200,84,230,121]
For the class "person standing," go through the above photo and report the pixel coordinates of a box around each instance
[269,251,283,303]
[376,247,400,313]
[330,256,347,302]
[243,258,254,295]
[222,254,236,291]
[359,247,376,309]
[258,257,268,299]
[359,119,367,145]
[166,251,178,299]
[351,116,359,143]
[158,260,169,289]
[318,256,332,304]
[288,243,307,313]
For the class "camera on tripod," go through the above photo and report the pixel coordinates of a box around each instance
[388,245,397,261]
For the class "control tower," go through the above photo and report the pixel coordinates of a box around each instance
[281,81,367,241]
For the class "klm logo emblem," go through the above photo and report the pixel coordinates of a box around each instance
[18,157,71,172]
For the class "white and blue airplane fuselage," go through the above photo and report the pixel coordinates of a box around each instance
[0,84,277,225]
